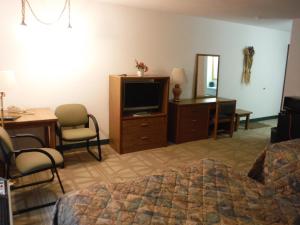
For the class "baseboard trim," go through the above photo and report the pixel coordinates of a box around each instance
[58,139,109,150]
[59,116,277,150]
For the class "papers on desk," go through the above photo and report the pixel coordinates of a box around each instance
[3,115,21,121]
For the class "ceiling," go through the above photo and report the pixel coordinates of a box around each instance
[97,0,300,31]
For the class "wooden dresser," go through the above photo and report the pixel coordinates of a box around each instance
[122,115,167,153]
[109,75,169,154]
[168,98,232,143]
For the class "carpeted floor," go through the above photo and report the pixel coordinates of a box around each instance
[13,120,274,225]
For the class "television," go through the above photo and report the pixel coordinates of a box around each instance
[123,81,162,113]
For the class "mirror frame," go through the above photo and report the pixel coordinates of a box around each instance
[193,53,220,99]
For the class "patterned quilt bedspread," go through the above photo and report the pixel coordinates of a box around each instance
[52,159,284,225]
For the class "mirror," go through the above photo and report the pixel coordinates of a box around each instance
[194,54,220,98]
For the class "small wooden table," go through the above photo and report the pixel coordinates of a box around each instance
[235,109,252,131]
[4,108,58,148]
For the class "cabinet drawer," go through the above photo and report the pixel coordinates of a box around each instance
[122,132,166,153]
[122,117,167,152]
[122,117,165,133]
[177,104,209,142]
[179,105,206,118]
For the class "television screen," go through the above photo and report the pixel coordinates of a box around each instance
[123,81,162,112]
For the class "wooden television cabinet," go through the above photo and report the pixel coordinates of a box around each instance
[109,75,169,154]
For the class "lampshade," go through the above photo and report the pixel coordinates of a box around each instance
[0,71,16,92]
[171,68,187,85]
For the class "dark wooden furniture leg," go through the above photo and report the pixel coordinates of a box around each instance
[245,115,250,129]
[44,126,50,147]
[49,123,56,149]
[235,115,240,131]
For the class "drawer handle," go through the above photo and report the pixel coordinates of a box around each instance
[192,119,197,122]
[140,123,149,127]
[140,136,149,140]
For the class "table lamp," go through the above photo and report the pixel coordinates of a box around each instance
[171,68,187,102]
[0,71,16,127]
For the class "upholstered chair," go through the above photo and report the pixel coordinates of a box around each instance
[0,127,65,214]
[55,104,102,163]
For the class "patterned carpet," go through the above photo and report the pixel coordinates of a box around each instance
[13,120,274,225]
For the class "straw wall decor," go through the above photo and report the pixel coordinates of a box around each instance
[242,46,255,84]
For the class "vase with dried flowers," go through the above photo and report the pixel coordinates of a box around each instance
[135,59,148,77]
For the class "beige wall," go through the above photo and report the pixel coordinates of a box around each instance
[284,19,300,98]
[0,0,290,140]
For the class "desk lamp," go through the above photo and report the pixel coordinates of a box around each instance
[0,71,16,127]
[171,68,187,102]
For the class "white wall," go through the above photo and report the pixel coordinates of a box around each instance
[0,0,290,139]
[284,19,300,98]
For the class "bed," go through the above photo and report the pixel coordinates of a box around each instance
[53,139,300,225]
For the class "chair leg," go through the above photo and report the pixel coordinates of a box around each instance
[11,172,55,190]
[86,140,90,150]
[4,164,9,179]
[86,135,102,161]
[12,168,65,215]
[96,134,102,161]
[13,202,57,215]
[59,138,65,168]
[53,167,65,194]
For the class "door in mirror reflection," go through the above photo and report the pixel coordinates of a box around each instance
[194,54,220,98]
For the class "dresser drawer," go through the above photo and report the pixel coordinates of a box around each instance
[122,133,166,153]
[122,117,165,132]
[122,117,167,152]
[176,104,209,142]
[179,105,206,118]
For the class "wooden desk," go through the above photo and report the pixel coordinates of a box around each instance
[235,109,252,131]
[4,108,57,148]
[168,97,234,143]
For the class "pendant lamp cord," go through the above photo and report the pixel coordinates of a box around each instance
[21,0,71,27]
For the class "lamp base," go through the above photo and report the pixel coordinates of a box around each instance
[172,84,182,102]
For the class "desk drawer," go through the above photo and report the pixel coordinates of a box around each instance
[181,104,209,117]
[122,117,167,152]
[177,105,209,142]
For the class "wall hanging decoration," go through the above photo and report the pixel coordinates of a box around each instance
[135,59,148,77]
[21,0,72,28]
[242,46,255,84]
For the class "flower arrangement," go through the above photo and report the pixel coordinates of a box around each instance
[135,59,148,72]
[242,46,255,84]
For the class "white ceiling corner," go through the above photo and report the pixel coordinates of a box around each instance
[95,0,300,32]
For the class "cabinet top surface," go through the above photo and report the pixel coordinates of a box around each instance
[110,74,169,79]
[170,97,235,106]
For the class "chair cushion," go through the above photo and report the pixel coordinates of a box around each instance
[15,148,64,174]
[55,104,89,127]
[62,128,97,141]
